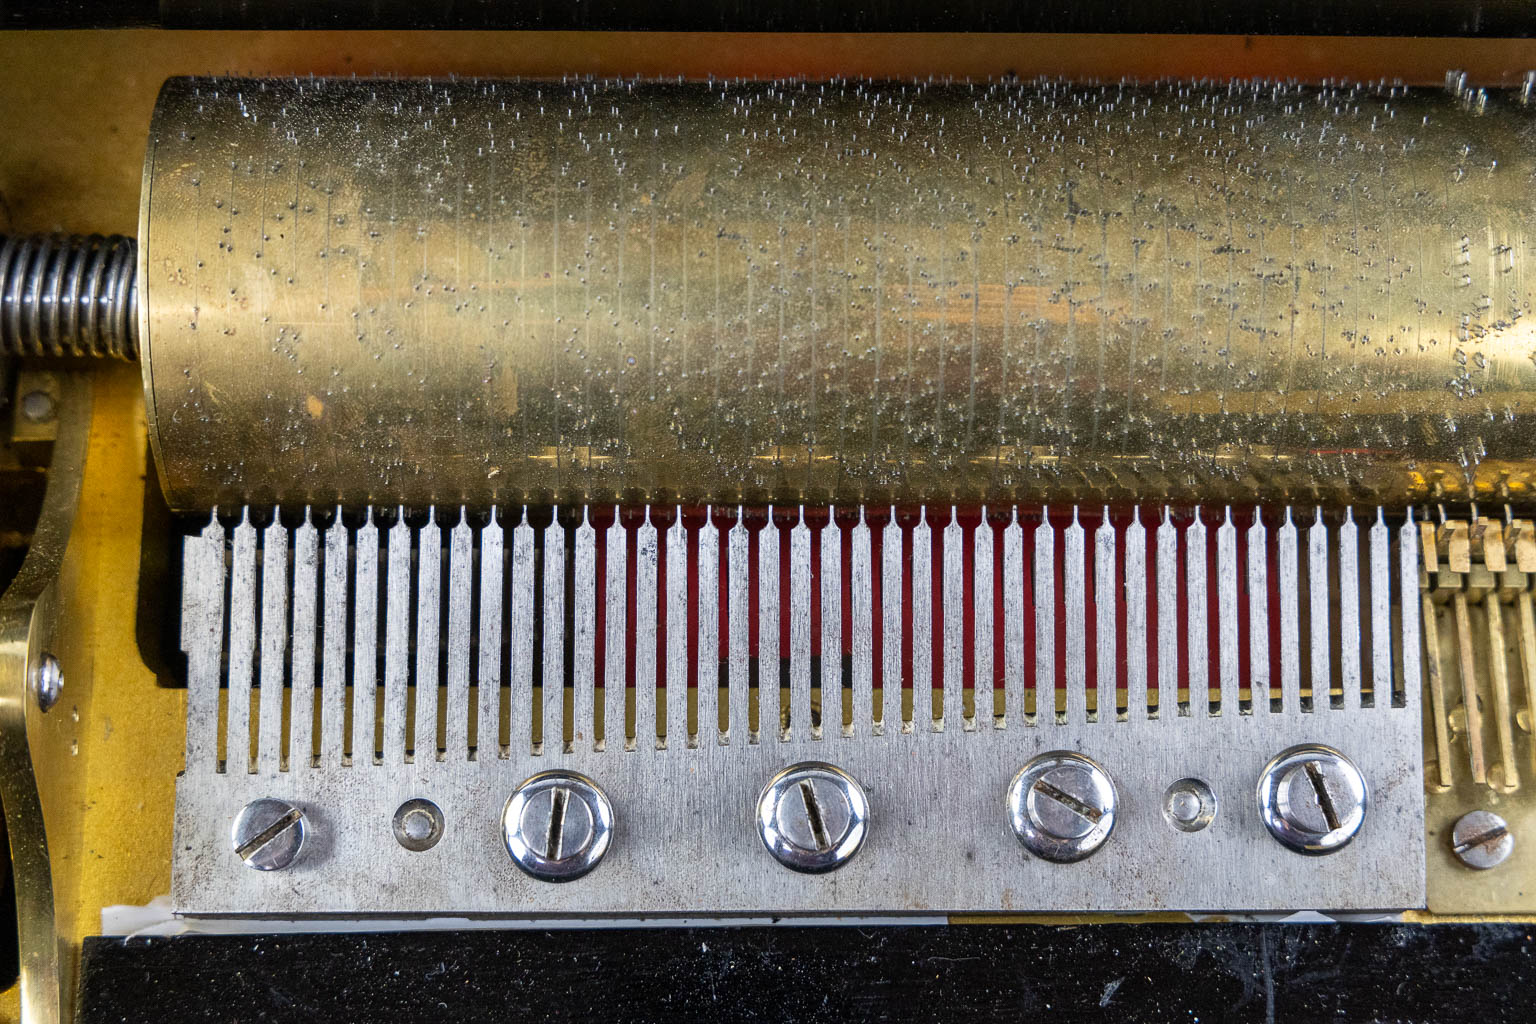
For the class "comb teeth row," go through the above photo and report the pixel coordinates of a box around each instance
[181,504,1422,774]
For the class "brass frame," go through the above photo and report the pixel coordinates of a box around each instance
[0,375,93,1024]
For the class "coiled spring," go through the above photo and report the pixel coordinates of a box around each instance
[0,233,138,358]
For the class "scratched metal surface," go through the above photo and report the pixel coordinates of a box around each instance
[140,77,1536,510]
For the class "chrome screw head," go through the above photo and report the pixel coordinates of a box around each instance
[757,762,870,873]
[231,798,307,871]
[1451,810,1513,870]
[503,771,613,882]
[1256,744,1367,855]
[20,390,56,423]
[1008,751,1117,863]
[31,653,62,713]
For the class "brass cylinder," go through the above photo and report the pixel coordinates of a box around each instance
[139,77,1536,511]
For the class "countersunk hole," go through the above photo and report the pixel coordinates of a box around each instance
[393,798,445,852]
[1162,777,1217,833]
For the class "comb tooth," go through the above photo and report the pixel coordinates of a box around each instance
[1155,508,1177,719]
[541,514,566,754]
[1034,509,1056,712]
[351,511,379,764]
[1338,509,1361,710]
[941,508,964,730]
[290,510,319,770]
[414,510,442,761]
[1486,584,1518,790]
[479,510,505,758]
[974,509,995,729]
[227,510,257,773]
[881,508,903,734]
[696,510,720,745]
[1419,519,1440,575]
[257,512,289,773]
[1003,509,1024,724]
[510,510,535,756]
[1124,508,1147,720]
[1421,568,1453,788]
[666,509,689,747]
[1517,590,1536,777]
[1247,509,1270,713]
[383,510,412,764]
[1399,510,1423,713]
[571,509,595,750]
[1454,587,1486,783]
[728,509,750,743]
[789,509,812,739]
[1064,507,1087,724]
[1216,508,1237,715]
[446,510,473,761]
[320,510,348,768]
[1094,508,1116,720]
[822,509,846,736]
[635,509,659,750]
[1308,508,1331,712]
[1369,509,1391,707]
[1278,507,1301,715]
[603,508,627,752]
[758,508,781,741]
[1184,509,1207,718]
[182,514,226,774]
[851,509,873,735]
[912,507,934,732]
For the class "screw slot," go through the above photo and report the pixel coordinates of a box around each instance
[392,798,445,852]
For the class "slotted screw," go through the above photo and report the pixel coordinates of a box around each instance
[503,771,613,882]
[1257,745,1368,855]
[231,798,307,871]
[757,762,869,873]
[1451,810,1514,870]
[1008,751,1118,862]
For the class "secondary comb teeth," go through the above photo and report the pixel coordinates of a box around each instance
[181,504,1420,773]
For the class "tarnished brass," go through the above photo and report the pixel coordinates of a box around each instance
[1423,510,1536,912]
[0,373,92,1024]
[140,78,1536,511]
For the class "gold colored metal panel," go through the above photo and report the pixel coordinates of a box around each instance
[0,369,179,1024]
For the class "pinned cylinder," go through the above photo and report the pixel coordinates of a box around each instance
[138,77,1536,511]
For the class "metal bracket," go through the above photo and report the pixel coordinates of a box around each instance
[0,373,93,1024]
